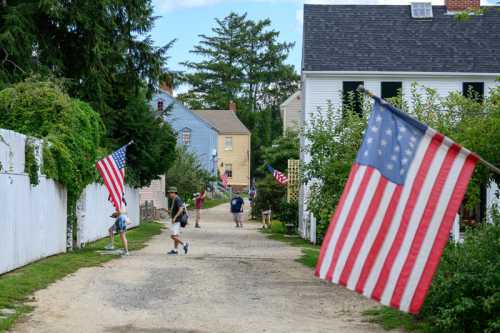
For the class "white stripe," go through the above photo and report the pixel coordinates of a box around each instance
[319,166,367,279]
[108,157,124,194]
[347,182,396,290]
[101,158,120,206]
[380,139,450,305]
[400,150,468,312]
[97,161,119,206]
[363,130,434,298]
[332,171,381,283]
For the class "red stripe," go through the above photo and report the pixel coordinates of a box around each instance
[371,134,444,301]
[409,154,477,313]
[107,156,124,194]
[99,159,122,209]
[356,185,402,293]
[96,161,119,209]
[325,167,375,281]
[315,164,360,277]
[390,144,460,308]
[339,177,388,286]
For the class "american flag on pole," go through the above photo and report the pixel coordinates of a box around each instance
[315,97,477,314]
[267,165,289,185]
[220,171,229,189]
[96,144,130,210]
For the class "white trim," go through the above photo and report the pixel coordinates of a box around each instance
[303,71,500,78]
[280,91,301,109]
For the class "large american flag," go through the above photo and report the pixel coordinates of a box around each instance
[316,98,477,314]
[220,171,229,189]
[267,165,289,185]
[96,144,130,210]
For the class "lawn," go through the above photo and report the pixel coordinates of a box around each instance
[202,197,229,209]
[0,221,163,332]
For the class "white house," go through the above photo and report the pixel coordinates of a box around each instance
[280,91,302,134]
[300,0,500,242]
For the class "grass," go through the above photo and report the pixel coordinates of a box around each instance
[261,220,320,268]
[202,197,229,209]
[262,220,427,332]
[0,221,163,332]
[363,307,429,332]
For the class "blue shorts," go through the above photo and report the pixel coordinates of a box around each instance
[112,216,127,233]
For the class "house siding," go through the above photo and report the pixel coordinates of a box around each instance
[217,134,251,189]
[281,93,302,134]
[300,73,500,242]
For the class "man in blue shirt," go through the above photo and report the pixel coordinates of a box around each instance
[230,191,245,228]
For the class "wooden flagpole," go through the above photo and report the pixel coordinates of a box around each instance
[356,85,500,176]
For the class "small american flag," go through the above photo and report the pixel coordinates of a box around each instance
[267,165,288,185]
[96,144,130,210]
[220,172,229,189]
[316,98,477,314]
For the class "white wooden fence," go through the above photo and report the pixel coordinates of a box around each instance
[0,128,140,275]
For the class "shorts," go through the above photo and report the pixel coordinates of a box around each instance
[111,218,127,233]
[233,212,243,224]
[170,222,181,236]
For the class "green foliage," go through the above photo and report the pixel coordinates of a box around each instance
[24,140,39,186]
[258,130,299,176]
[0,221,163,332]
[165,146,213,204]
[178,12,300,175]
[253,174,286,217]
[0,81,104,204]
[418,220,500,333]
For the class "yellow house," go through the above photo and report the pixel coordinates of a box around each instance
[193,108,251,192]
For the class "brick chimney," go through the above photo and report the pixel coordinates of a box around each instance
[229,100,237,112]
[160,80,173,96]
[445,0,480,11]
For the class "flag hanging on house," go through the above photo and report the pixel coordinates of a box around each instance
[96,144,130,210]
[220,171,229,189]
[267,165,289,185]
[315,97,478,314]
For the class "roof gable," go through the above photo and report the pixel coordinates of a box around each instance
[192,110,250,135]
[303,5,500,73]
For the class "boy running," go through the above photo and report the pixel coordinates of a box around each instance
[167,187,189,255]
[105,209,130,255]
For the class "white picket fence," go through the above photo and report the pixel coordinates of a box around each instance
[0,129,140,275]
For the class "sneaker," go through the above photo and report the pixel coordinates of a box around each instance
[195,224,201,228]
[167,250,178,255]
[104,244,115,250]
[183,242,190,254]
[121,250,130,256]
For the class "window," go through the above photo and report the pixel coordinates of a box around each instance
[225,164,233,178]
[463,82,484,102]
[224,137,233,151]
[381,82,403,100]
[182,128,191,145]
[411,3,433,18]
[343,81,364,116]
[157,99,164,112]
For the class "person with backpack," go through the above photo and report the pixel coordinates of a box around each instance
[167,187,189,255]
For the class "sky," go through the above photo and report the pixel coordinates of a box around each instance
[151,0,497,78]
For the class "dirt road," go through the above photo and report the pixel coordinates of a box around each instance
[13,203,396,333]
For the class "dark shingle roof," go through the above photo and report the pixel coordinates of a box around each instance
[303,5,500,73]
[192,110,250,135]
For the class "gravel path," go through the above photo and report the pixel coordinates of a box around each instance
[13,203,397,333]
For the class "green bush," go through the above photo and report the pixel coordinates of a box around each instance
[419,220,500,333]
[278,200,299,227]
[252,174,286,218]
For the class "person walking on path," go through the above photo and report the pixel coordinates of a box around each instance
[105,209,130,255]
[194,190,206,228]
[167,187,189,255]
[230,191,245,228]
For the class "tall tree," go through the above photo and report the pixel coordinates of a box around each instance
[178,12,300,175]
[0,0,177,186]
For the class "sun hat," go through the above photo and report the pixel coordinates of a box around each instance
[167,186,178,193]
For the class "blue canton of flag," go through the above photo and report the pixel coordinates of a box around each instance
[112,146,127,169]
[356,100,427,184]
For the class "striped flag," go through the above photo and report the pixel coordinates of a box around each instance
[96,144,130,210]
[267,165,289,185]
[315,97,477,314]
[220,171,229,189]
